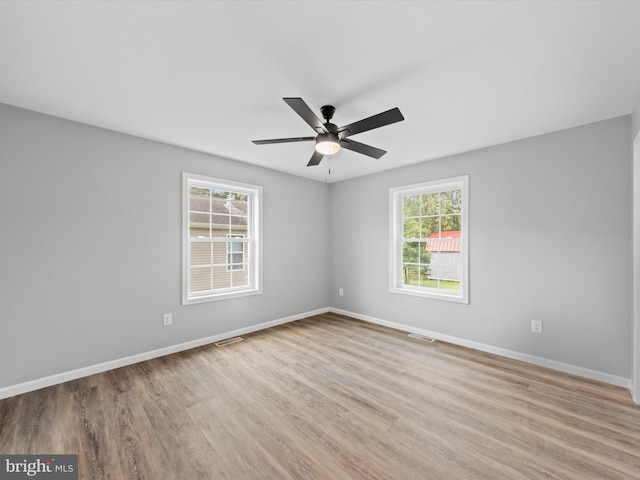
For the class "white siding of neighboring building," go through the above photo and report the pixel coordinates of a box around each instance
[429,251,462,281]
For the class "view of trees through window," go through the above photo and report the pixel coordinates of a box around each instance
[402,189,462,291]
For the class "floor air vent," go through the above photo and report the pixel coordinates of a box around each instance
[408,333,436,343]
[215,337,244,347]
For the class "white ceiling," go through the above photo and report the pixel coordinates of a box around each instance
[1,1,640,183]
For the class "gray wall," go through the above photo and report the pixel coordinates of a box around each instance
[0,103,633,389]
[0,103,330,388]
[633,94,640,140]
[330,116,632,378]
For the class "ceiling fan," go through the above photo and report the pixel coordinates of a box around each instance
[252,97,404,166]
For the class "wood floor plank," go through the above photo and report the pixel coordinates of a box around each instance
[1,312,639,479]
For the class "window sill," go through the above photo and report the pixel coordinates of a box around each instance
[183,287,262,305]
[390,286,469,304]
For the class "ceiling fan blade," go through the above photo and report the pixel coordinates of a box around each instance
[340,138,387,159]
[252,136,315,145]
[339,107,404,138]
[283,97,328,134]
[307,150,324,166]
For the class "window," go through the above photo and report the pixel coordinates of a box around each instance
[182,173,262,304]
[390,175,469,303]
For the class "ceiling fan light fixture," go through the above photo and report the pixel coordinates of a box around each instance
[315,133,341,155]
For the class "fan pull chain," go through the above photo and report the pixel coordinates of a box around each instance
[324,155,331,182]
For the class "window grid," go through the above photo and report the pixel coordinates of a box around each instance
[183,173,262,304]
[390,176,469,304]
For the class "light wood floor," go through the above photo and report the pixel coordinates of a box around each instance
[1,313,639,479]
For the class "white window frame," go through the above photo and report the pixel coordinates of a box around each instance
[389,175,469,304]
[182,172,262,305]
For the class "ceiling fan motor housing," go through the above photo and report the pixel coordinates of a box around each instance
[321,105,335,121]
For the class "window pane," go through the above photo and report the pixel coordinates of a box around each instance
[230,224,247,236]
[421,193,440,216]
[211,226,229,237]
[403,195,420,217]
[427,238,461,253]
[231,269,249,287]
[429,249,461,290]
[190,267,211,292]
[403,241,420,264]
[442,189,462,214]
[420,265,430,286]
[228,195,248,213]
[403,264,420,286]
[212,265,231,289]
[423,247,432,266]
[212,242,226,265]
[442,214,461,234]
[191,242,211,265]
[211,192,230,214]
[189,213,211,238]
[421,217,439,239]
[189,188,210,212]
[403,217,420,239]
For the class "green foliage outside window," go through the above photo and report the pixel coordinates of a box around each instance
[401,189,462,290]
[402,190,462,239]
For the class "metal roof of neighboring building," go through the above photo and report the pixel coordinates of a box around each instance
[425,231,461,253]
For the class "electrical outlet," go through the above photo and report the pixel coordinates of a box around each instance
[339,288,344,296]
[531,319,542,334]
[163,313,173,326]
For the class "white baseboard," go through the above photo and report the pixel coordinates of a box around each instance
[0,307,329,400]
[330,308,632,390]
[1,306,632,400]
